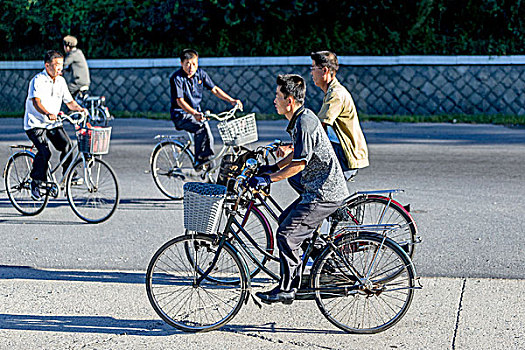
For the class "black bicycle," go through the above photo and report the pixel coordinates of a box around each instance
[146,159,419,333]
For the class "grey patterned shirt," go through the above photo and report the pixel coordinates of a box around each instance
[288,107,349,204]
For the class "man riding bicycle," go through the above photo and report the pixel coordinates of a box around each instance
[24,50,86,200]
[250,74,349,304]
[311,50,369,180]
[63,35,91,99]
[170,48,243,168]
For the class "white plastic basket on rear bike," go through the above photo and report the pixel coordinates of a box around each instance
[76,126,112,155]
[217,113,258,147]
[183,182,227,235]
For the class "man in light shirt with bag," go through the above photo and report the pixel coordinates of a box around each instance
[310,50,369,181]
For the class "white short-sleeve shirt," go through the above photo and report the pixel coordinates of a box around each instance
[23,70,74,130]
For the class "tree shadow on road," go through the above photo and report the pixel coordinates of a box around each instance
[0,313,180,336]
[0,265,146,284]
[224,323,343,335]
[117,197,183,211]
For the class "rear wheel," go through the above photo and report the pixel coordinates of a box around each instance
[151,141,197,199]
[4,152,49,215]
[146,234,248,332]
[312,232,415,334]
[333,196,418,257]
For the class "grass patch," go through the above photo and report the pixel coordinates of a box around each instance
[360,113,525,125]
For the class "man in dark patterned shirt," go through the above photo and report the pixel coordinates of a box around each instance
[249,74,349,304]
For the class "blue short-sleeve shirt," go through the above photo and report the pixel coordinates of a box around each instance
[170,68,216,114]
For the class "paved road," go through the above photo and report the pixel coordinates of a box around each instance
[1,118,524,278]
[0,118,524,349]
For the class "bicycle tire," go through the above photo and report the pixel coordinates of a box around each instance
[66,157,120,223]
[334,196,418,258]
[151,141,196,199]
[4,152,49,215]
[235,204,274,278]
[311,232,415,334]
[146,234,248,332]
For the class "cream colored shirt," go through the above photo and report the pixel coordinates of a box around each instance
[317,77,369,169]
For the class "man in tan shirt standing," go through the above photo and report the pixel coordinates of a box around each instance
[310,51,369,180]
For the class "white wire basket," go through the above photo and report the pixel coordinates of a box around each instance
[217,113,258,146]
[76,126,112,155]
[183,182,227,235]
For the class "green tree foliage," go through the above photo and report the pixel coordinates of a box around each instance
[1,0,524,60]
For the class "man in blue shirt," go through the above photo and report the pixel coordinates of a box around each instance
[170,49,243,168]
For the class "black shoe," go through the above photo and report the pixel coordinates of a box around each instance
[70,173,84,186]
[30,179,42,201]
[255,286,296,305]
[194,157,210,170]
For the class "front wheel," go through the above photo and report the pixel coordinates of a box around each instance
[4,152,49,215]
[66,157,119,223]
[312,232,415,334]
[151,141,197,199]
[146,234,248,332]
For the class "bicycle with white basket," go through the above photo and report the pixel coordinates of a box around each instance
[3,111,120,223]
[150,104,258,199]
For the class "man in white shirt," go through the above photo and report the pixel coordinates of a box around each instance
[24,50,86,200]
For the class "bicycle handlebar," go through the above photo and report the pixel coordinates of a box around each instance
[203,103,243,122]
[57,110,87,125]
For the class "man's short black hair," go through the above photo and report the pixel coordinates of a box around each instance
[180,48,199,61]
[44,50,63,64]
[310,51,339,75]
[276,74,306,105]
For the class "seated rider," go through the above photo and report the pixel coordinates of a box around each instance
[24,50,87,200]
[250,74,349,304]
[310,50,369,180]
[63,35,91,99]
[170,49,243,168]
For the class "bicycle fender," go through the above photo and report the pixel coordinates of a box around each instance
[3,150,35,178]
[149,139,194,165]
[222,238,251,289]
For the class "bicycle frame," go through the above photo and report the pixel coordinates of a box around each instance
[193,206,391,298]
[153,131,242,179]
[6,142,95,198]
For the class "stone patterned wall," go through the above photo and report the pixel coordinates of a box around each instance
[2,64,525,116]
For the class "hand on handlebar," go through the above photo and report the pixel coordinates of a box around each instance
[257,164,279,175]
[276,144,293,158]
[248,175,271,189]
[193,111,205,121]
[232,100,243,112]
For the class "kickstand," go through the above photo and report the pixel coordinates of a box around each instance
[248,291,263,309]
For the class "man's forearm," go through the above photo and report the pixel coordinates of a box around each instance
[269,160,305,183]
[211,86,235,104]
[176,98,199,116]
[276,152,294,169]
[32,98,50,116]
[66,100,83,112]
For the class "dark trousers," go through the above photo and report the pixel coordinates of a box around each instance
[276,197,341,291]
[331,142,350,172]
[171,111,214,160]
[26,127,73,182]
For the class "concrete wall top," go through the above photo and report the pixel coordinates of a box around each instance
[2,55,525,70]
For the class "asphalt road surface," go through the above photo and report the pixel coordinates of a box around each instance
[1,118,524,279]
